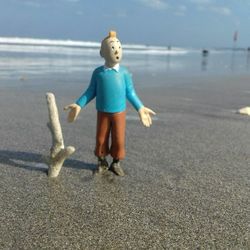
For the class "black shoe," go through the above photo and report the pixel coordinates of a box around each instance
[109,161,125,176]
[97,157,109,174]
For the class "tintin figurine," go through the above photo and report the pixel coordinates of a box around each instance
[64,31,155,176]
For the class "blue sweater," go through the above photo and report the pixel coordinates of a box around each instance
[76,66,143,113]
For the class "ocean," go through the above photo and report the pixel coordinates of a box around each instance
[0,37,250,84]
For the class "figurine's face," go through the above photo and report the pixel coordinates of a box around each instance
[100,37,123,66]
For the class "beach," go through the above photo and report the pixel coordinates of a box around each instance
[0,72,250,249]
[0,39,250,249]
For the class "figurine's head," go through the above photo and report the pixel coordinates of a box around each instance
[100,31,122,67]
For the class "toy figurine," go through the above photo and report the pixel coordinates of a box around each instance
[64,31,155,176]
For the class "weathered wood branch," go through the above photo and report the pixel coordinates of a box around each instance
[46,92,75,177]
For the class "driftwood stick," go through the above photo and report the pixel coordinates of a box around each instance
[46,92,75,177]
[48,146,75,178]
[46,93,64,157]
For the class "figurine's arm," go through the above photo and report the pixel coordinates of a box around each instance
[64,72,97,123]
[125,72,156,127]
[125,72,143,111]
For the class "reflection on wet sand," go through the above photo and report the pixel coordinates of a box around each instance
[201,50,209,71]
[246,48,250,70]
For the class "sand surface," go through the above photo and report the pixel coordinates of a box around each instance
[0,74,249,249]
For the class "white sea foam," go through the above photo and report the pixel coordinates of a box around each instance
[125,49,188,55]
[0,37,100,48]
[0,37,189,55]
[0,44,98,56]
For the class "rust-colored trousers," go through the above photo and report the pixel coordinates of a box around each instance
[95,111,126,160]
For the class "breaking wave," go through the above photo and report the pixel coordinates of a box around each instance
[0,37,189,55]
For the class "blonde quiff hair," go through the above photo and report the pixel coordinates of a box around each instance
[101,30,117,49]
[103,30,117,41]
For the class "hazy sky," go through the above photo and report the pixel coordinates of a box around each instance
[0,0,250,48]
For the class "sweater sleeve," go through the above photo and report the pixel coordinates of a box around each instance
[75,71,97,108]
[125,71,144,111]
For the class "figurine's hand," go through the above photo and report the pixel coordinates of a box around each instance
[138,107,156,127]
[64,103,81,123]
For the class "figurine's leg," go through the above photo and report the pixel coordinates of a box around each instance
[95,112,111,157]
[110,111,126,160]
[109,111,126,176]
[109,158,125,176]
[97,156,109,174]
[95,112,111,173]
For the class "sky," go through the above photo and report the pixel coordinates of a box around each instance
[0,0,249,48]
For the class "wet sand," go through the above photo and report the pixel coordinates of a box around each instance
[0,74,250,249]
